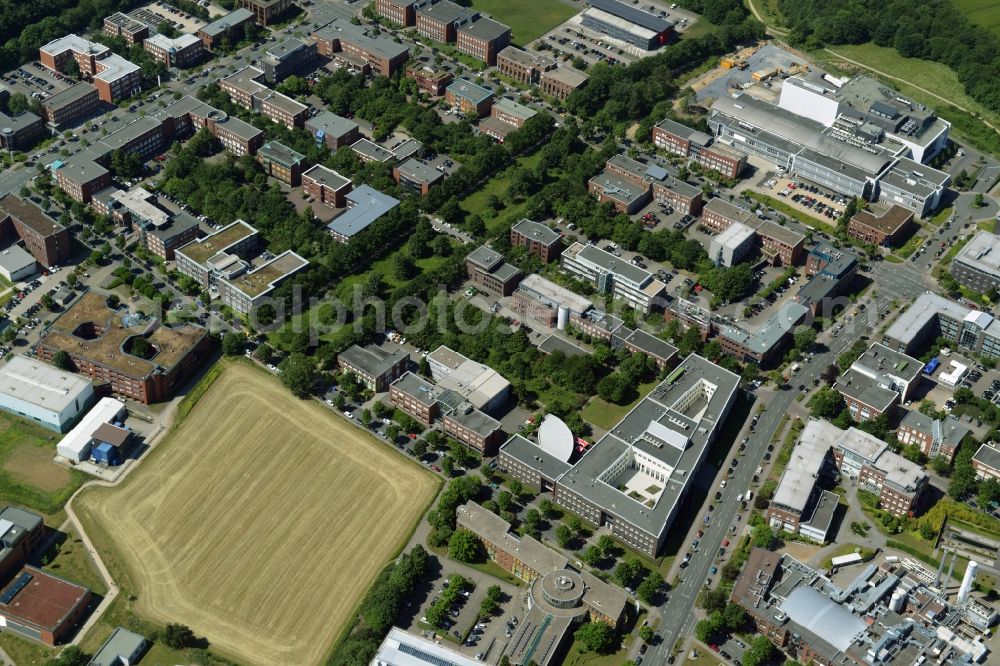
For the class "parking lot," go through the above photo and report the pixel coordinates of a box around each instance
[758,174,847,223]
[141,2,211,32]
[2,60,76,105]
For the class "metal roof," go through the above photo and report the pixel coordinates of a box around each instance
[326,185,400,238]
[588,0,671,33]
[780,587,867,652]
[0,355,92,414]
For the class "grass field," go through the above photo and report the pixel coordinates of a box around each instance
[77,361,438,666]
[954,0,1000,36]
[0,413,85,519]
[581,380,659,431]
[470,0,578,44]
[460,152,546,233]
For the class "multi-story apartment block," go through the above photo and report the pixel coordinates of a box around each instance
[897,410,970,464]
[847,205,915,247]
[560,241,666,314]
[144,34,204,68]
[883,292,1000,360]
[218,250,309,314]
[338,344,410,392]
[197,8,256,50]
[445,78,493,117]
[305,110,359,149]
[405,62,453,96]
[416,0,477,43]
[0,195,71,267]
[40,83,100,128]
[175,219,259,289]
[302,165,352,208]
[465,246,521,296]
[497,46,556,85]
[510,219,562,263]
[972,443,1000,481]
[312,19,410,76]
[539,67,588,101]
[37,292,211,404]
[260,38,317,84]
[237,0,292,26]
[103,12,150,45]
[257,141,306,185]
[952,231,1000,295]
[456,17,510,65]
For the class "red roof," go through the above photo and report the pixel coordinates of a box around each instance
[0,566,90,632]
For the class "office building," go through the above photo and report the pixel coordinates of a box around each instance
[37,292,211,404]
[510,274,594,330]
[305,110,359,150]
[445,78,493,117]
[972,443,1000,481]
[198,8,256,50]
[257,141,306,186]
[766,418,838,541]
[338,344,409,392]
[0,110,45,152]
[145,212,200,260]
[653,117,747,179]
[876,157,950,217]
[39,33,140,104]
[480,97,536,142]
[405,62,453,96]
[103,12,150,45]
[374,0,426,27]
[144,33,204,68]
[882,292,1000,359]
[237,0,293,26]
[497,46,556,85]
[847,205,915,247]
[510,219,563,263]
[427,346,511,415]
[465,246,521,296]
[326,185,400,243]
[393,158,443,194]
[581,0,674,50]
[834,343,922,422]
[53,156,111,203]
[456,16,511,65]
[831,426,927,517]
[260,38,317,84]
[416,0,478,43]
[40,83,100,128]
[90,628,148,666]
[716,300,810,368]
[0,246,37,282]
[539,67,588,101]
[373,628,484,666]
[302,165,352,208]
[218,250,309,314]
[709,221,756,267]
[220,68,308,129]
[0,356,95,432]
[897,410,970,464]
[0,194,71,267]
[175,219,259,289]
[312,18,410,76]
[560,242,666,314]
[952,231,1000,294]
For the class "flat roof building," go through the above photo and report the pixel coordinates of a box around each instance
[767,418,838,542]
[326,185,400,243]
[175,219,259,289]
[237,0,292,26]
[90,627,148,666]
[312,18,410,76]
[305,110,359,150]
[897,409,970,464]
[40,82,100,128]
[257,140,306,186]
[511,274,593,330]
[0,194,71,268]
[581,0,673,50]
[302,164,352,208]
[882,292,1000,360]
[456,16,510,65]
[465,245,521,297]
[373,627,484,666]
[835,343,922,423]
[144,33,204,69]
[539,67,588,101]
[847,205,915,247]
[445,78,493,117]
[709,221,756,267]
[0,356,95,432]
[560,241,665,314]
[339,344,409,392]
[0,245,37,283]
[427,346,510,415]
[393,158,443,195]
[972,442,1000,482]
[510,219,563,263]
[219,250,309,314]
[497,46,556,86]
[716,300,809,368]
[198,8,256,50]
[952,230,1000,295]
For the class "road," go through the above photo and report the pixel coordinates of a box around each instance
[648,261,930,662]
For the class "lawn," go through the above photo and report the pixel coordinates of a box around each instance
[0,412,86,519]
[43,526,109,596]
[76,361,439,666]
[0,632,56,665]
[460,151,545,233]
[581,380,659,431]
[954,0,1000,37]
[470,0,578,45]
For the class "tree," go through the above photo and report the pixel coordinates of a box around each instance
[479,584,502,617]
[574,622,617,654]
[441,456,455,476]
[808,386,844,418]
[555,524,574,548]
[110,149,142,180]
[508,479,524,500]
[45,646,91,666]
[722,603,747,632]
[496,490,515,512]
[694,611,725,643]
[698,588,729,614]
[161,623,196,649]
[580,545,602,566]
[614,557,645,588]
[636,571,663,604]
[221,332,245,356]
[129,336,152,358]
[639,626,654,643]
[752,524,775,550]
[386,424,401,443]
[596,534,615,557]
[793,327,817,351]
[448,528,482,562]
[412,439,428,457]
[393,253,416,280]
[279,353,316,397]
[52,350,72,370]
[742,635,776,666]
[539,498,557,518]
[7,93,28,116]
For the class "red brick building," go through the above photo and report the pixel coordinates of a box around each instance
[302,165,352,208]
[466,245,521,296]
[456,17,511,65]
[54,160,112,204]
[416,1,477,43]
[0,195,71,267]
[510,218,562,263]
[847,205,915,247]
[539,67,588,101]
[40,83,100,128]
[406,62,453,96]
[497,46,556,85]
[651,178,703,215]
[697,142,747,179]
[374,0,418,26]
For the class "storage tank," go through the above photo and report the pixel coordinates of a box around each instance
[958,561,978,604]
[889,589,906,612]
[557,305,570,330]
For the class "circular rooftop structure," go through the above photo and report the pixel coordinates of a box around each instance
[540,570,585,610]
[538,414,573,462]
